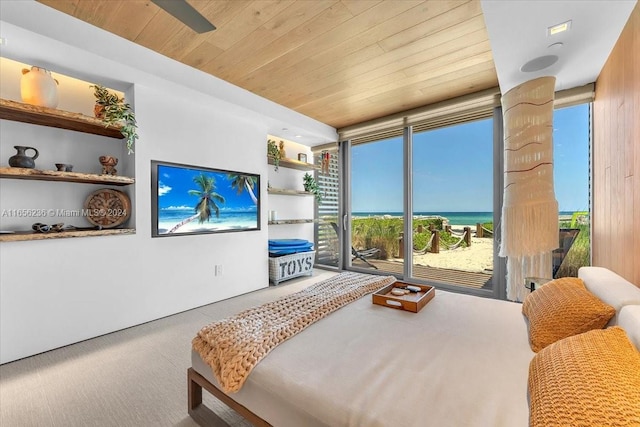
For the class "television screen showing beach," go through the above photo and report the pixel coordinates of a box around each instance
[153,162,259,236]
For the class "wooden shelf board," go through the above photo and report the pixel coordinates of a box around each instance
[0,167,135,185]
[268,157,318,171]
[267,188,313,196]
[0,228,136,242]
[0,98,124,139]
[268,219,315,225]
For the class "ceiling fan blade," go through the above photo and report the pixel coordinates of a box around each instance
[151,0,216,34]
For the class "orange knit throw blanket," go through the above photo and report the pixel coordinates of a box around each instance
[192,272,396,393]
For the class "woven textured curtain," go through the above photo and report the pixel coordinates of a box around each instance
[500,76,558,302]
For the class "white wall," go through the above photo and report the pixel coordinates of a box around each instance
[0,3,336,364]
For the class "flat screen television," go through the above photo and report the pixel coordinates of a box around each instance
[151,160,260,237]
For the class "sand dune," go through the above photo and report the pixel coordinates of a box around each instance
[393,225,494,272]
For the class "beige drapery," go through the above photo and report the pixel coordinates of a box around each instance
[500,76,558,302]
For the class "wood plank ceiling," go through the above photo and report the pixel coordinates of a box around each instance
[37,0,498,129]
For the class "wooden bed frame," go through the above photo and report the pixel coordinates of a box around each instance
[187,267,640,427]
[187,367,272,427]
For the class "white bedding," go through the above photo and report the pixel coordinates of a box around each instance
[192,288,534,427]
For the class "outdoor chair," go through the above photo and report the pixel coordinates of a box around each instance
[330,222,380,269]
[552,228,580,278]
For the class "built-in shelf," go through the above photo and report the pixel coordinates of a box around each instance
[267,187,313,196]
[268,219,315,225]
[0,98,124,139]
[0,167,135,186]
[0,228,135,242]
[268,157,318,171]
[1,98,136,241]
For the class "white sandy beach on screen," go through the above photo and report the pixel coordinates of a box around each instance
[158,221,253,234]
[397,224,494,272]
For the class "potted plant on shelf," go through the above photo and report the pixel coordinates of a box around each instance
[267,139,282,171]
[91,84,138,154]
[303,173,322,203]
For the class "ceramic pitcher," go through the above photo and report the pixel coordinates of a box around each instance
[20,66,59,108]
[8,146,39,169]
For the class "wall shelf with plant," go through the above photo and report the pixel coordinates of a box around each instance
[303,173,322,203]
[1,87,136,241]
[267,138,318,171]
[0,98,124,138]
[267,139,282,171]
[267,156,318,171]
[267,187,313,196]
[91,85,138,154]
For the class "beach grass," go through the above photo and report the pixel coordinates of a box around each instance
[556,221,590,277]
[331,215,588,276]
[351,217,464,258]
[352,217,403,258]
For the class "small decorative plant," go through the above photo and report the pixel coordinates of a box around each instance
[303,173,322,203]
[267,139,282,171]
[91,85,138,154]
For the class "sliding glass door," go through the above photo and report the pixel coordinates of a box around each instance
[349,135,404,274]
[411,119,494,292]
[342,116,498,296]
[332,99,590,298]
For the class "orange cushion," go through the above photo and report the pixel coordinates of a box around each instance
[522,277,615,352]
[528,327,640,427]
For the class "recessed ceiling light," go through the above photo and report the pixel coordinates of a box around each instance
[520,55,559,72]
[548,42,564,50]
[548,20,572,36]
[295,135,302,138]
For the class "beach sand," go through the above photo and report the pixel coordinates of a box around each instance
[395,225,494,273]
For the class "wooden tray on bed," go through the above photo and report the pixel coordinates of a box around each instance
[372,282,435,313]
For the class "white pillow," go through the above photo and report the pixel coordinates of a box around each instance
[618,305,640,351]
[578,266,640,324]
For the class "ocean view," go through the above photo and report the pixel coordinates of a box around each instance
[353,212,493,225]
[352,211,579,226]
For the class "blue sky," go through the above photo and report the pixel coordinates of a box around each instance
[157,164,258,211]
[352,103,590,213]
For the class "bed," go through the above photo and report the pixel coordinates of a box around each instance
[188,267,640,427]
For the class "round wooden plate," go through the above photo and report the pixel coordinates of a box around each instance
[83,188,131,228]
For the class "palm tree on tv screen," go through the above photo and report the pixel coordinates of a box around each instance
[227,173,258,204]
[167,173,225,233]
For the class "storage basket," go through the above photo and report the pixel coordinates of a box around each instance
[269,250,315,285]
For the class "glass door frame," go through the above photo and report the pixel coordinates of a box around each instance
[337,139,349,271]
[340,110,506,299]
[402,125,413,280]
[335,102,593,300]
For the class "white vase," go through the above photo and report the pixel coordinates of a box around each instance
[20,66,59,108]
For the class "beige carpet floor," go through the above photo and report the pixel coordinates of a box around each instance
[0,270,337,427]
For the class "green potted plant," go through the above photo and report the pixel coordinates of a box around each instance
[303,173,322,203]
[267,139,282,171]
[91,84,138,154]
